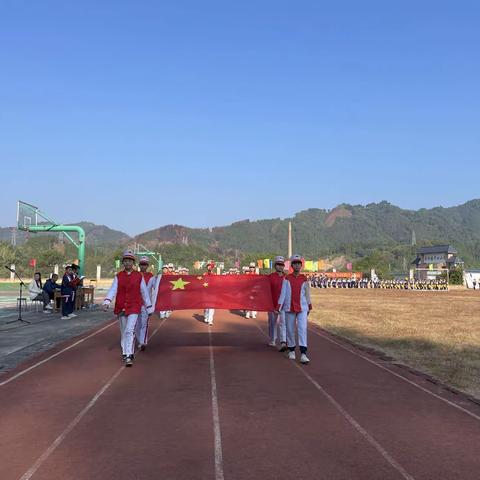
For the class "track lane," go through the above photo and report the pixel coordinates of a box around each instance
[22,311,216,480]
[214,311,407,480]
[0,318,129,480]
[253,316,480,480]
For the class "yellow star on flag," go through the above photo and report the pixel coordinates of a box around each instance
[203,282,209,287]
[170,278,190,290]
[197,276,203,280]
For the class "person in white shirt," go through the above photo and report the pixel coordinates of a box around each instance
[102,250,153,367]
[28,272,52,313]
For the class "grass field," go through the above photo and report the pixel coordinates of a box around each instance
[309,288,480,398]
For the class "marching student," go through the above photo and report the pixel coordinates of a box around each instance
[277,254,312,364]
[166,263,175,317]
[203,261,216,325]
[102,250,153,367]
[245,262,258,319]
[268,256,287,349]
[159,264,170,319]
[135,256,155,351]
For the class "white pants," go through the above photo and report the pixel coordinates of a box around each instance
[204,308,215,324]
[268,311,286,343]
[285,311,308,348]
[135,307,149,346]
[118,313,138,356]
[246,311,257,319]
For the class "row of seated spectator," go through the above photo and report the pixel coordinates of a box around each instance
[28,266,82,316]
[28,272,61,313]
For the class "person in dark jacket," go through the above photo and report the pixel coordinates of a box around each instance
[43,273,62,309]
[43,273,62,300]
[61,265,79,319]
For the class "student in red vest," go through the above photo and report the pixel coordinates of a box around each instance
[277,254,312,364]
[245,262,258,319]
[135,256,155,351]
[158,264,170,319]
[203,261,216,325]
[102,250,153,367]
[268,256,287,349]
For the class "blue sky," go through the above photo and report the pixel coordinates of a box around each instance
[1,1,479,235]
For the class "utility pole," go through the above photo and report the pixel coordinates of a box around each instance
[288,221,292,258]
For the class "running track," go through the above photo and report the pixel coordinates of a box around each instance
[1,310,479,480]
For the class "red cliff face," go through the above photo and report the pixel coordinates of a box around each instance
[324,207,352,227]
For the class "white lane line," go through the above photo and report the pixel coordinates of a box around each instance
[291,362,415,480]
[309,326,480,422]
[0,321,116,387]
[19,366,124,480]
[17,319,167,480]
[208,326,225,480]
[251,320,415,480]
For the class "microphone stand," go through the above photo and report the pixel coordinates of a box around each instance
[5,267,31,325]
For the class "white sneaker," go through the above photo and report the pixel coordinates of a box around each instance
[68,313,77,318]
[268,341,276,347]
[300,353,310,364]
[45,305,53,310]
[43,309,51,314]
[245,312,251,319]
[61,316,69,320]
[288,350,296,360]
[208,320,213,325]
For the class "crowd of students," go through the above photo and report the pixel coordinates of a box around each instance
[308,274,449,290]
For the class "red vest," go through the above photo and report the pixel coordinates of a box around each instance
[114,270,144,315]
[269,272,285,305]
[286,273,307,312]
[141,271,153,284]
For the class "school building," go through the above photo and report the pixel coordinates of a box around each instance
[411,245,463,280]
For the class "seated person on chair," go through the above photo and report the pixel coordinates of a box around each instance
[28,272,52,312]
[43,273,62,307]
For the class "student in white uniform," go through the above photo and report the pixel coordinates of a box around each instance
[203,261,216,325]
[103,250,153,367]
[277,254,312,364]
[135,256,155,351]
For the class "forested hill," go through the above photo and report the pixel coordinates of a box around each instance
[135,200,480,265]
[1,200,480,269]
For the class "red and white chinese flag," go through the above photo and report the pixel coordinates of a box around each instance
[154,275,275,312]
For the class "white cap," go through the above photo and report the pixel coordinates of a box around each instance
[249,262,256,268]
[139,256,149,264]
[122,250,136,261]
[290,254,303,263]
[274,255,285,264]
[168,263,174,268]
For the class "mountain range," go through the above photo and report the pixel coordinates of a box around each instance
[2,200,480,266]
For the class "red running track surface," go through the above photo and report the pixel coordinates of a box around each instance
[1,310,480,480]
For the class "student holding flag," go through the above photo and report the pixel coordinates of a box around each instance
[245,262,258,319]
[268,256,287,349]
[136,256,155,351]
[203,260,216,325]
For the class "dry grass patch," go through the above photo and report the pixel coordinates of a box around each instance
[309,289,480,398]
